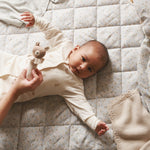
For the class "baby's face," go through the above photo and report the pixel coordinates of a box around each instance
[68,45,103,79]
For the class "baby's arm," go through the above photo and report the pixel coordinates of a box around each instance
[64,93,109,136]
[0,69,43,125]
[21,12,70,48]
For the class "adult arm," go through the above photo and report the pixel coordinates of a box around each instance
[0,84,18,125]
[0,69,43,125]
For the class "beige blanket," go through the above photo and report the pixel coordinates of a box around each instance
[108,89,150,150]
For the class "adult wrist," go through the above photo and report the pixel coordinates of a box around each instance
[9,86,20,101]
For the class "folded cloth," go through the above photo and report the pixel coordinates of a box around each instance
[0,0,50,27]
[140,140,150,150]
[133,0,150,110]
[138,36,150,108]
[108,89,150,150]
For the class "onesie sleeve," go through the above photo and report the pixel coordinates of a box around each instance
[34,16,69,49]
[62,90,100,131]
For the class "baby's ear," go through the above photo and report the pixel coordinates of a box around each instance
[36,42,40,46]
[44,46,49,51]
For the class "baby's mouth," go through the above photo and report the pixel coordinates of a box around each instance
[71,66,79,75]
[69,65,79,75]
[75,67,79,74]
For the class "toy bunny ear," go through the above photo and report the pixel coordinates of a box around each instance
[36,42,40,46]
[45,46,49,51]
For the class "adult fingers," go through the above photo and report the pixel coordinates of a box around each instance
[34,69,43,81]
[20,69,27,78]
[32,69,39,79]
[31,69,42,85]
[26,69,43,90]
[27,77,39,90]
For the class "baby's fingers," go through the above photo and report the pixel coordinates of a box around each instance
[101,122,109,130]
[106,126,109,130]
[103,124,109,130]
[26,23,33,27]
[20,12,31,16]
[98,129,106,136]
[21,17,32,21]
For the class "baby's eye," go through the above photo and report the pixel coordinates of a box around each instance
[82,56,86,62]
[88,67,92,72]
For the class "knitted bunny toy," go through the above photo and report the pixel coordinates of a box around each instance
[26,42,49,80]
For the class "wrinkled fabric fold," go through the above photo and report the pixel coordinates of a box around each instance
[0,0,49,27]
[134,0,150,108]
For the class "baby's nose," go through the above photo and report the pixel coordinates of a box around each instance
[80,63,87,70]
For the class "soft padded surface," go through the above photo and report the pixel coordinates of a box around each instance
[0,0,147,150]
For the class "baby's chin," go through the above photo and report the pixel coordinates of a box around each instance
[69,65,78,75]
[69,66,82,78]
[70,67,80,77]
[76,73,91,79]
[68,65,93,79]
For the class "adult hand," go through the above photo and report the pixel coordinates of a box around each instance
[13,69,43,96]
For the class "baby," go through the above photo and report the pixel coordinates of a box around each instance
[0,12,109,136]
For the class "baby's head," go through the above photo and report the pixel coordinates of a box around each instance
[68,40,109,79]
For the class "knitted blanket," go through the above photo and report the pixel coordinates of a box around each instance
[108,89,150,150]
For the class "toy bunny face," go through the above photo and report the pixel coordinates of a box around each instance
[32,42,49,59]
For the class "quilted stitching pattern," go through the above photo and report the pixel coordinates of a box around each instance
[0,0,145,149]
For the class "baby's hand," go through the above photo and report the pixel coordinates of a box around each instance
[95,121,109,136]
[21,12,35,27]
